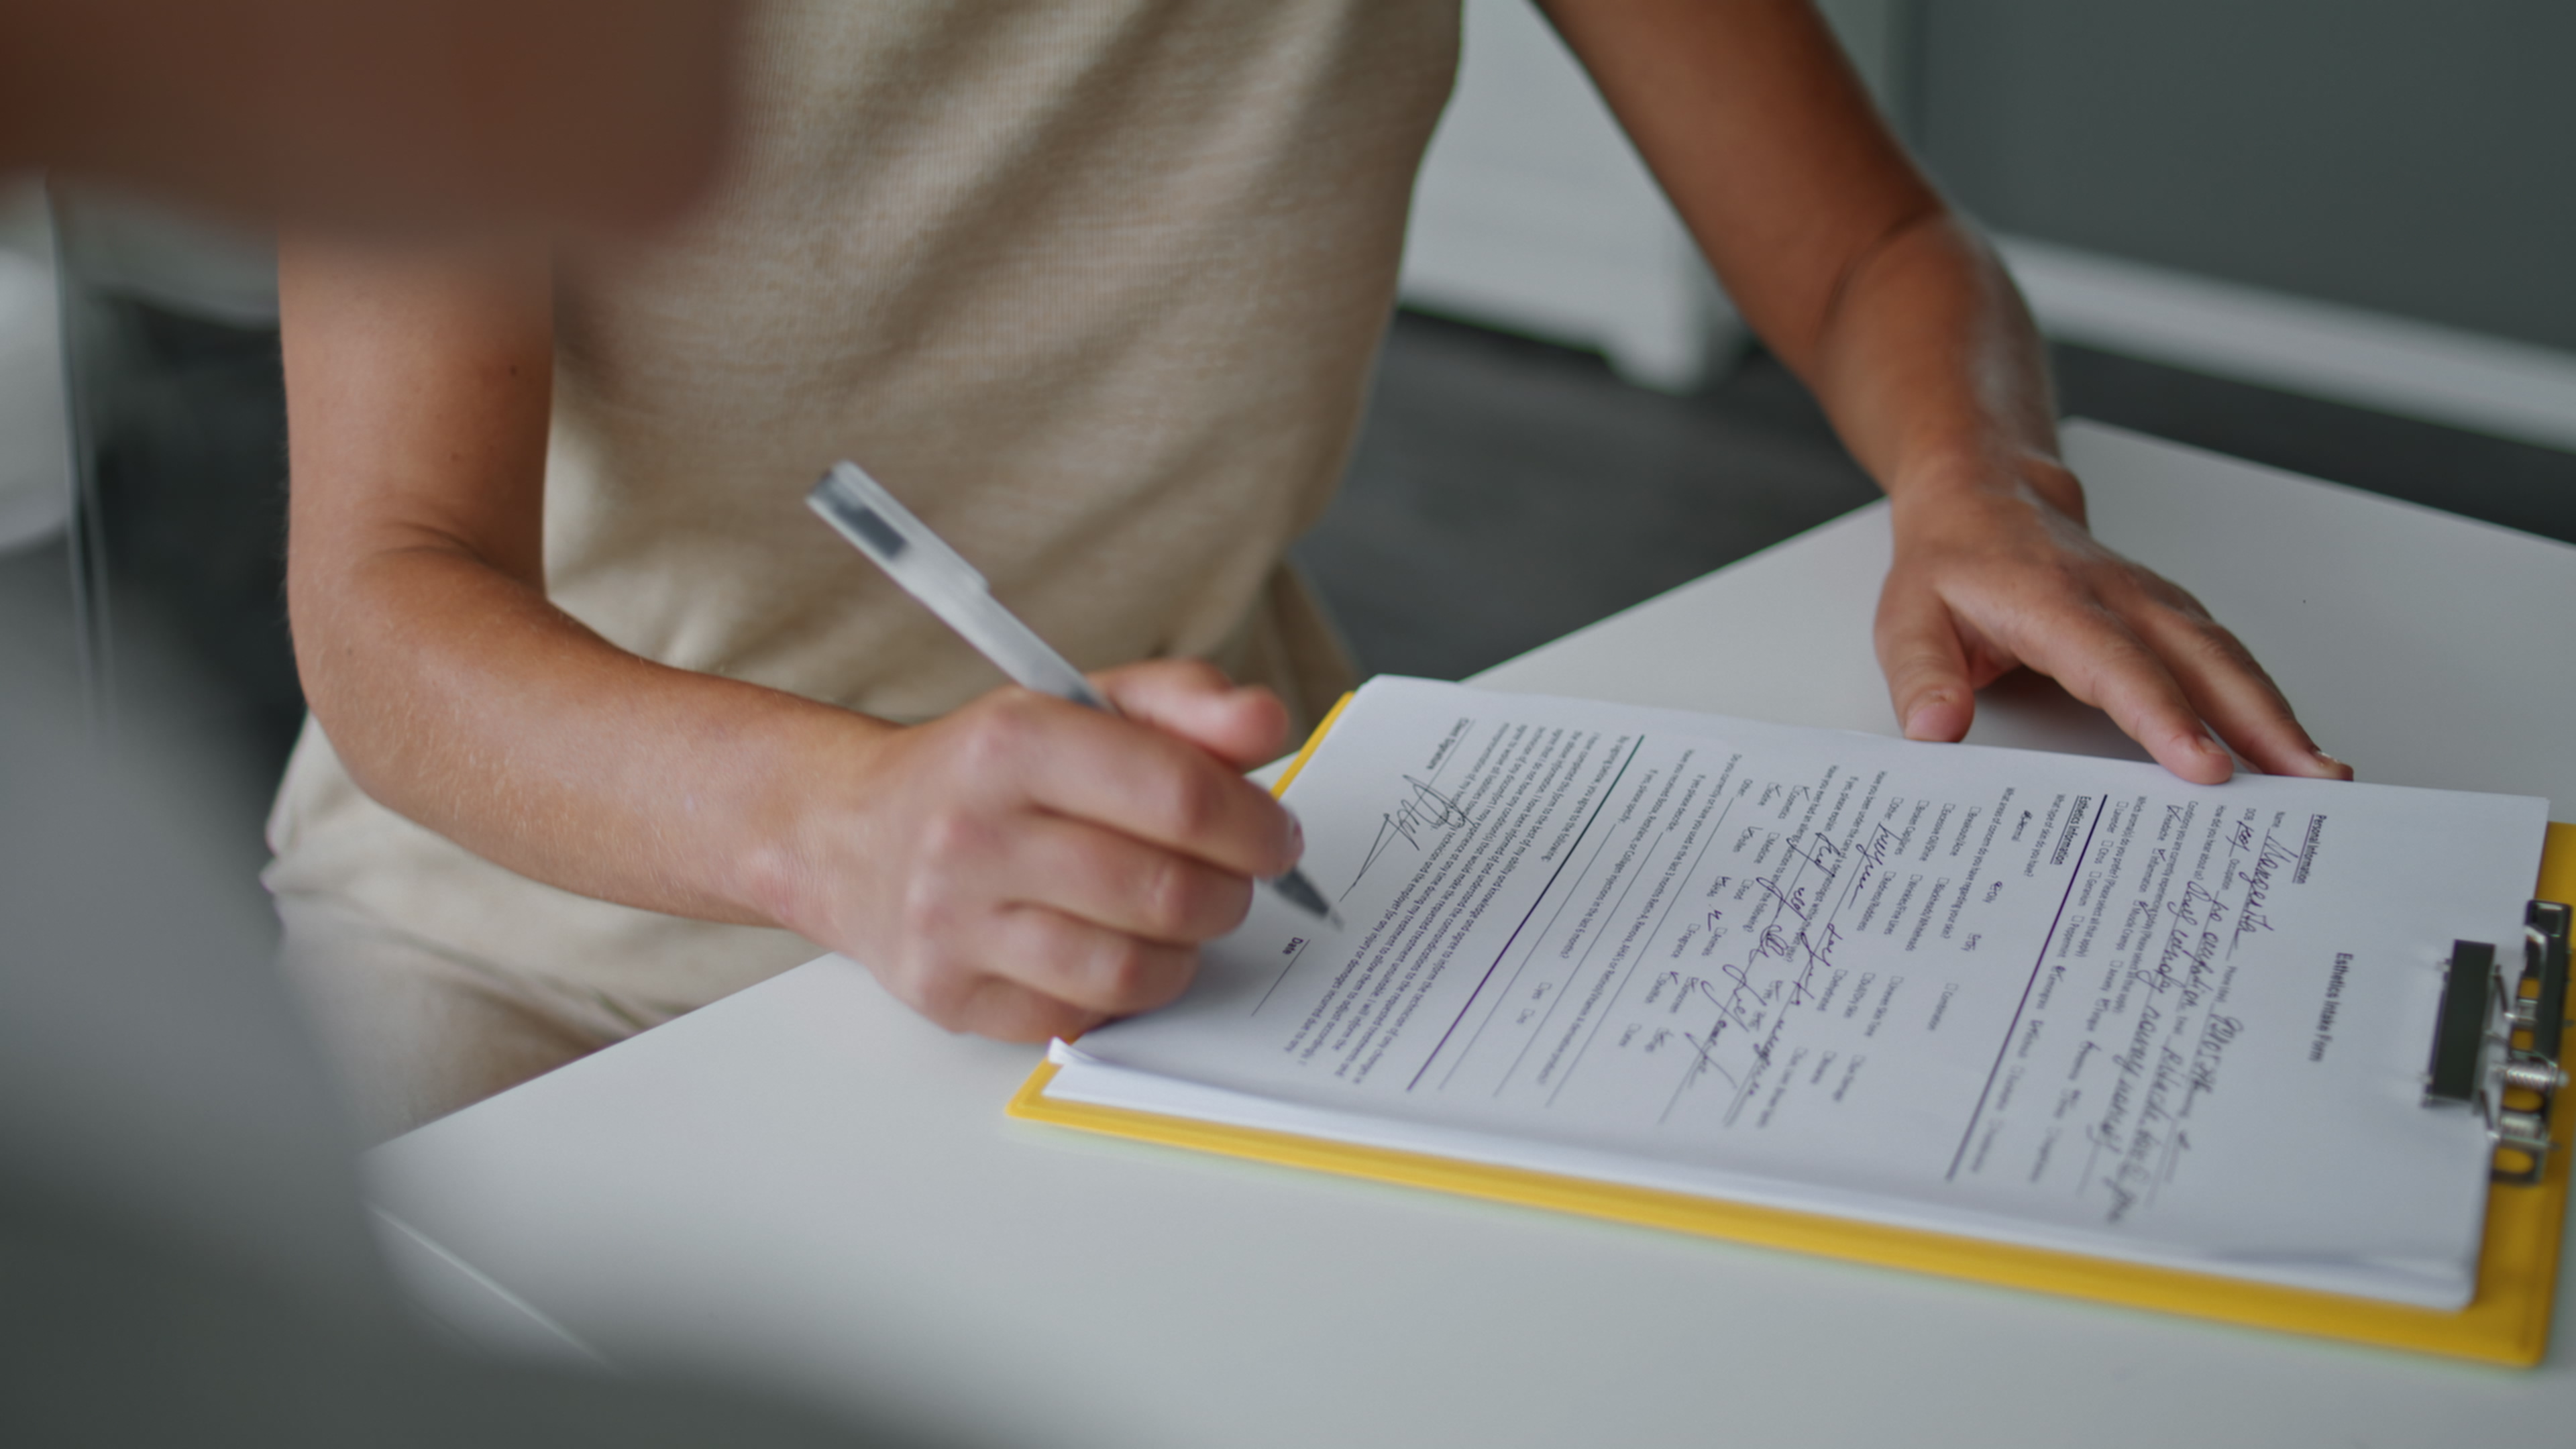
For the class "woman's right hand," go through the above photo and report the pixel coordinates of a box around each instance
[750,659,1303,1042]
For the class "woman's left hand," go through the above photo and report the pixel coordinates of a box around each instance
[1874,453,2352,785]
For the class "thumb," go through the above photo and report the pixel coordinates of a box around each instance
[1875,580,1978,743]
[1093,659,1291,771]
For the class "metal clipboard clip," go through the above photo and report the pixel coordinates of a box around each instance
[2426,900,2572,1184]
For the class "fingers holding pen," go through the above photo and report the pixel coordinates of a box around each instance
[987,810,1257,947]
[993,688,1302,882]
[783,665,1303,1043]
[866,783,1233,1035]
[906,907,1198,1038]
[1095,657,1293,772]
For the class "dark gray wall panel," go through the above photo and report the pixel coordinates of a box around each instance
[1917,1,2576,352]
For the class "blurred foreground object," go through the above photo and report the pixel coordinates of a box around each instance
[0,0,955,1440]
[0,0,744,231]
[0,624,953,1446]
[0,178,68,551]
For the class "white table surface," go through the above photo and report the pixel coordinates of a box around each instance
[369,422,2576,1447]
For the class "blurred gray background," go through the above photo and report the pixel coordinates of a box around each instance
[1917,0,2576,355]
[3,0,2571,864]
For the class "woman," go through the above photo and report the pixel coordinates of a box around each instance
[270,0,2345,1138]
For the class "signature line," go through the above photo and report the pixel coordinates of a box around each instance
[1945,806,2102,1182]
[1407,736,1644,1093]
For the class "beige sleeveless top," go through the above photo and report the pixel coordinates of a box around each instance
[265,0,1460,1005]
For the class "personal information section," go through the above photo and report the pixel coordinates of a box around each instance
[1050,679,2549,1305]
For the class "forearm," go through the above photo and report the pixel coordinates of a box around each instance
[294,539,877,930]
[280,233,861,930]
[1543,0,2068,513]
[1802,213,2078,518]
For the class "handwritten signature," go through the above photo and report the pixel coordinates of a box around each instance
[1348,774,1472,894]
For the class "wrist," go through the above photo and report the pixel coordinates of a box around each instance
[1885,442,2086,529]
[720,700,902,938]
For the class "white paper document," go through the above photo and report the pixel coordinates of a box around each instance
[1044,678,2551,1305]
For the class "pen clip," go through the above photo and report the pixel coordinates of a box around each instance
[809,461,1106,709]
[808,461,989,600]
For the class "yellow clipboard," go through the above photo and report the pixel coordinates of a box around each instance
[1011,695,2576,1365]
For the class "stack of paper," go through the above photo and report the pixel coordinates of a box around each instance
[1027,678,2551,1315]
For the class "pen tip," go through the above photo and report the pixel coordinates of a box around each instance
[1269,867,1337,924]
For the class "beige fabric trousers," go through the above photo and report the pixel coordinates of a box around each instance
[274,894,691,1142]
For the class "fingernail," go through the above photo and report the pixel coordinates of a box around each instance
[1284,809,1305,857]
[2196,730,2231,758]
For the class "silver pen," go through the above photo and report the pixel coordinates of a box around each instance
[808,461,1340,927]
